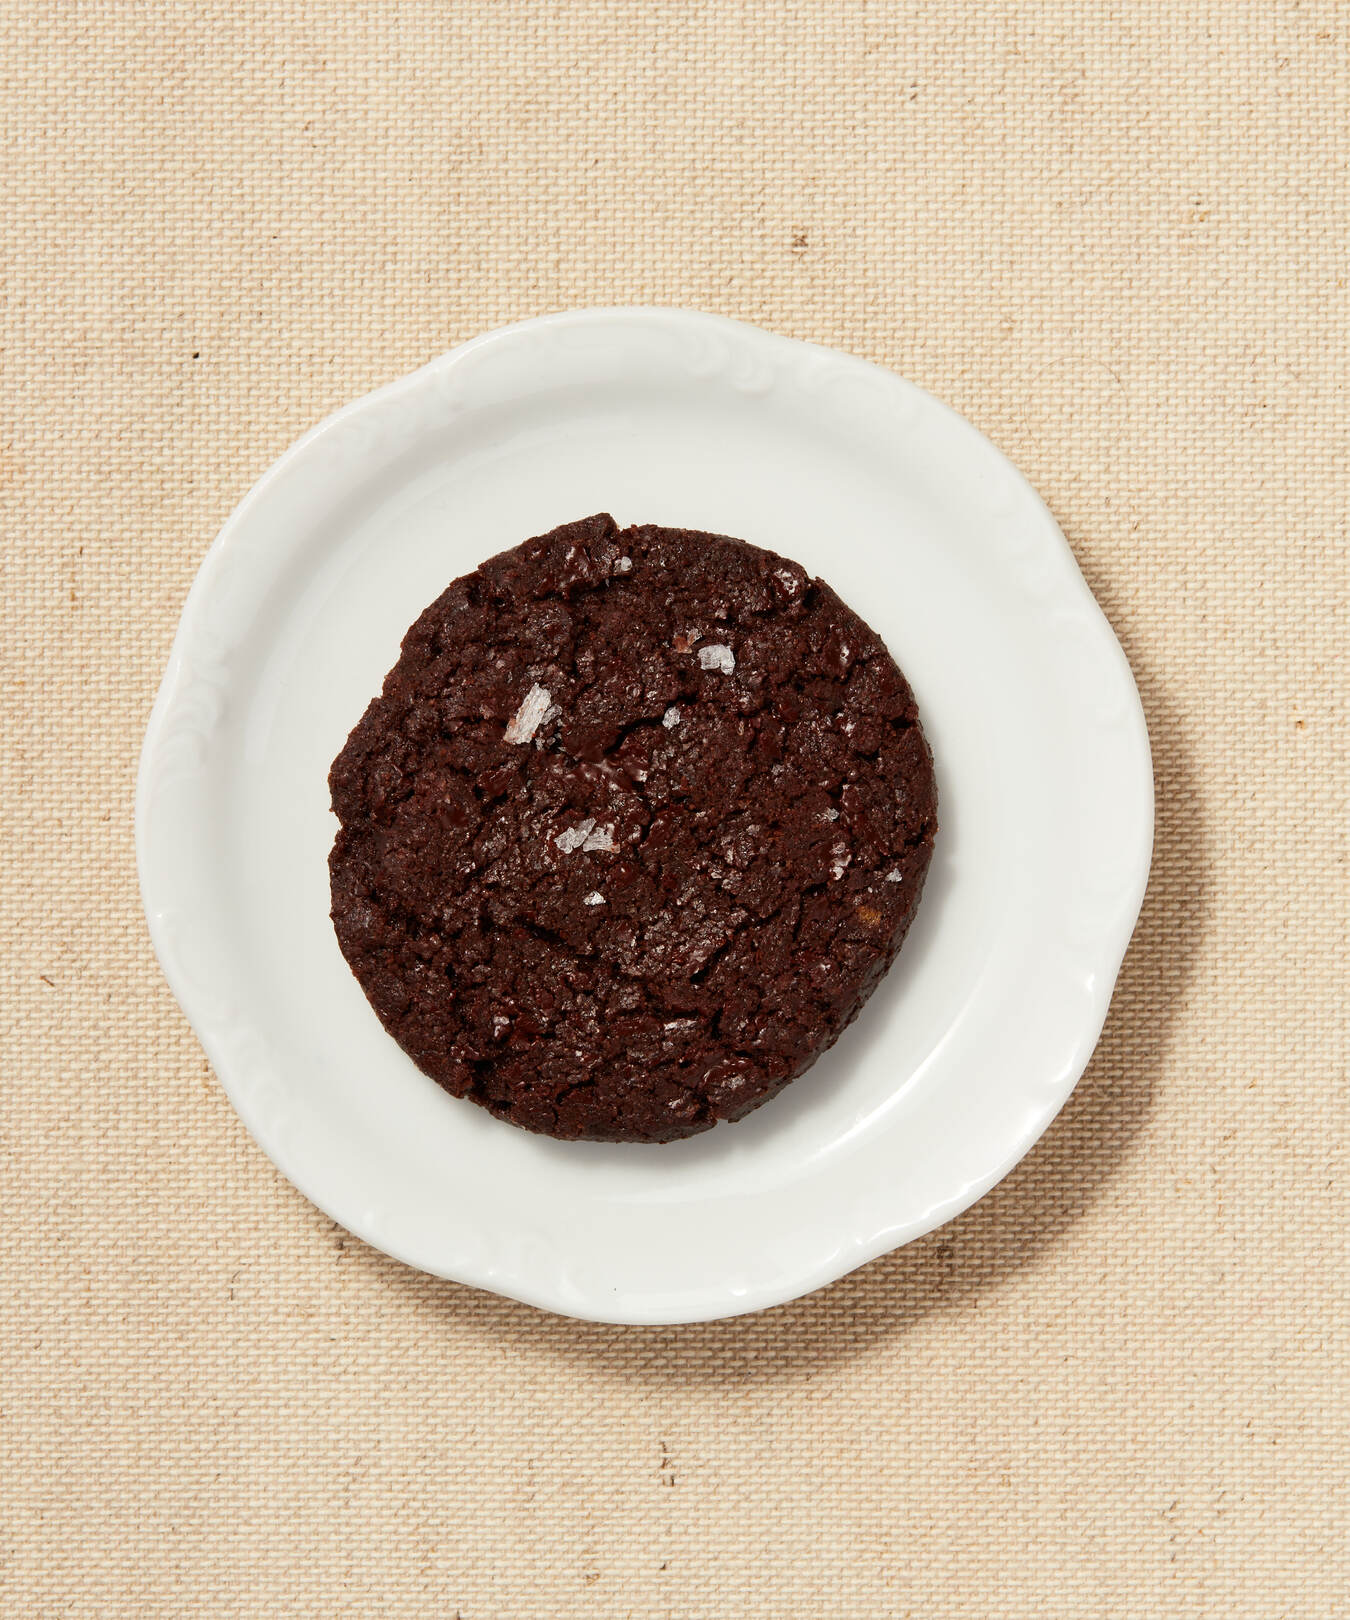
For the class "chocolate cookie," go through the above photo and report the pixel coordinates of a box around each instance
[329,515,936,1143]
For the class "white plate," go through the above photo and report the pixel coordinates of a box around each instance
[137,309,1152,1324]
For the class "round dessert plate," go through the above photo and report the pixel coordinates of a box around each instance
[137,309,1153,1324]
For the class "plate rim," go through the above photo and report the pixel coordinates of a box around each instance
[137,307,1154,1324]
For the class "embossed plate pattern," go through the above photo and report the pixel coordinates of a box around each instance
[137,309,1153,1323]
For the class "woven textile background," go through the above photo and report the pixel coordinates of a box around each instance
[3,2,1347,1615]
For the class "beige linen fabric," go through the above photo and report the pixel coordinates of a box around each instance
[2,3,1347,1615]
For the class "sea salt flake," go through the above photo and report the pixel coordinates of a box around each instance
[662,705,681,729]
[582,823,619,853]
[698,643,735,674]
[503,683,552,745]
[531,705,561,750]
[829,842,851,880]
[583,891,606,906]
[885,869,903,883]
[613,555,633,573]
[821,807,839,822]
[555,817,596,854]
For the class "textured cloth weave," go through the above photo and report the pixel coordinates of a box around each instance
[2,3,1347,1615]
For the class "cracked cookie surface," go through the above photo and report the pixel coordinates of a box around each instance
[328,514,937,1142]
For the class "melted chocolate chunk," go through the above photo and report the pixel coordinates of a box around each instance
[329,515,937,1142]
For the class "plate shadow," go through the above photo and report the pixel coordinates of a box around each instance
[341,650,1201,1380]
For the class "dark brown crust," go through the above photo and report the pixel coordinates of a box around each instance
[328,515,937,1142]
